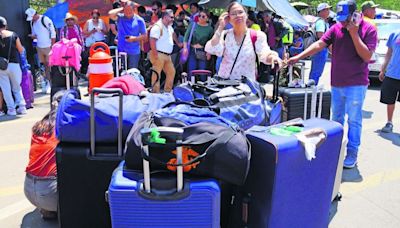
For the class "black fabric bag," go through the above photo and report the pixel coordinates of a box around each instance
[0,34,13,71]
[194,48,207,61]
[124,110,251,186]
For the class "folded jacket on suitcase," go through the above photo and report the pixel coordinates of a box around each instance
[55,91,175,143]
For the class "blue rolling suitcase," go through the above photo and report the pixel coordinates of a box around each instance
[227,118,343,228]
[108,127,221,228]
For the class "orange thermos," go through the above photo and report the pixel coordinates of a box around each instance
[88,42,114,92]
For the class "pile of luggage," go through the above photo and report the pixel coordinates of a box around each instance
[52,41,344,227]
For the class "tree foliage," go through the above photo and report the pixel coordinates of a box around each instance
[290,0,400,12]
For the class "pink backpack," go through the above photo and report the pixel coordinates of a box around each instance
[49,38,82,71]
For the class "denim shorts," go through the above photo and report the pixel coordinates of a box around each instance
[24,174,58,212]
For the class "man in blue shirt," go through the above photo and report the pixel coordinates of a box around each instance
[379,31,400,133]
[109,1,146,69]
[309,3,331,85]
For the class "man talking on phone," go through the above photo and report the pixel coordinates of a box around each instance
[288,0,377,169]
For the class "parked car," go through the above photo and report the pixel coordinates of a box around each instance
[368,19,400,78]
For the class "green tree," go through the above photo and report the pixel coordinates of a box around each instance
[29,0,57,14]
[290,0,400,12]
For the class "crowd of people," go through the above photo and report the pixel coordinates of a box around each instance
[0,0,398,221]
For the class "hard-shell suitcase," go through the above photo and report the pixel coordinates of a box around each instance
[56,88,124,228]
[108,127,221,228]
[50,64,80,104]
[233,118,344,228]
[280,63,331,121]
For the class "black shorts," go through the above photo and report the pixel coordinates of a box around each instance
[380,76,400,104]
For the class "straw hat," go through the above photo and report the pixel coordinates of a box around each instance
[65,13,78,22]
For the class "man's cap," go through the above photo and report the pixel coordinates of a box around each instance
[25,8,36,21]
[336,0,357,22]
[317,3,332,13]
[361,1,380,12]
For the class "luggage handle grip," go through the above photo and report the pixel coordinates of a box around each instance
[90,88,124,157]
[141,127,184,193]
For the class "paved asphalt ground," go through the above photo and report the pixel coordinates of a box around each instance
[0,61,399,227]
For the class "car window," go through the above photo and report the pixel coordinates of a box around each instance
[376,22,400,40]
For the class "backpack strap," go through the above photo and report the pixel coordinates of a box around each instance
[249,29,260,78]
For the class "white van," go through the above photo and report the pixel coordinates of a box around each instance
[368,19,400,78]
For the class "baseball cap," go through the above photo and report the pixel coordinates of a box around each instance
[336,0,357,22]
[361,1,380,12]
[317,3,332,13]
[25,8,36,21]
[0,16,7,28]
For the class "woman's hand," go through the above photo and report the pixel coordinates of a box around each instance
[268,52,283,70]
[182,47,188,56]
[217,12,229,31]
[206,53,211,61]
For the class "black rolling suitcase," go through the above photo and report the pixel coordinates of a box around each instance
[50,65,81,103]
[56,88,124,228]
[280,62,331,121]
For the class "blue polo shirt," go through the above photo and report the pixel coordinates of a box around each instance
[117,14,146,55]
[386,31,400,80]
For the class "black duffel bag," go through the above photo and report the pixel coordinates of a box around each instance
[124,105,251,186]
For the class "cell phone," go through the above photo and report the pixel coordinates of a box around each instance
[125,35,130,39]
[352,12,361,26]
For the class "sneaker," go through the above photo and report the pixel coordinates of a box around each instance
[0,110,5,116]
[381,122,393,133]
[39,209,57,220]
[17,106,27,115]
[7,109,17,116]
[343,151,358,169]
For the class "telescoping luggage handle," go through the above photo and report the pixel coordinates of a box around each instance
[90,88,124,157]
[304,83,324,119]
[140,127,184,193]
[109,46,119,78]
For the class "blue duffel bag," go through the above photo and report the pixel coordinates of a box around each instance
[55,90,175,143]
[173,77,281,130]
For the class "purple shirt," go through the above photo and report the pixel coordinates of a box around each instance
[321,20,377,87]
[267,21,276,48]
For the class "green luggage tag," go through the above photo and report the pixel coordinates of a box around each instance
[149,129,166,144]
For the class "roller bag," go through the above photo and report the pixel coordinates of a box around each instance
[55,91,174,143]
[56,88,124,228]
[108,127,221,228]
[226,118,343,228]
[279,63,331,121]
[50,65,81,102]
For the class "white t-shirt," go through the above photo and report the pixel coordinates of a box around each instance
[85,19,106,47]
[149,21,174,54]
[32,15,56,48]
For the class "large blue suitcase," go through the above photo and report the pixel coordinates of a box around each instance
[227,118,343,228]
[108,127,221,228]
